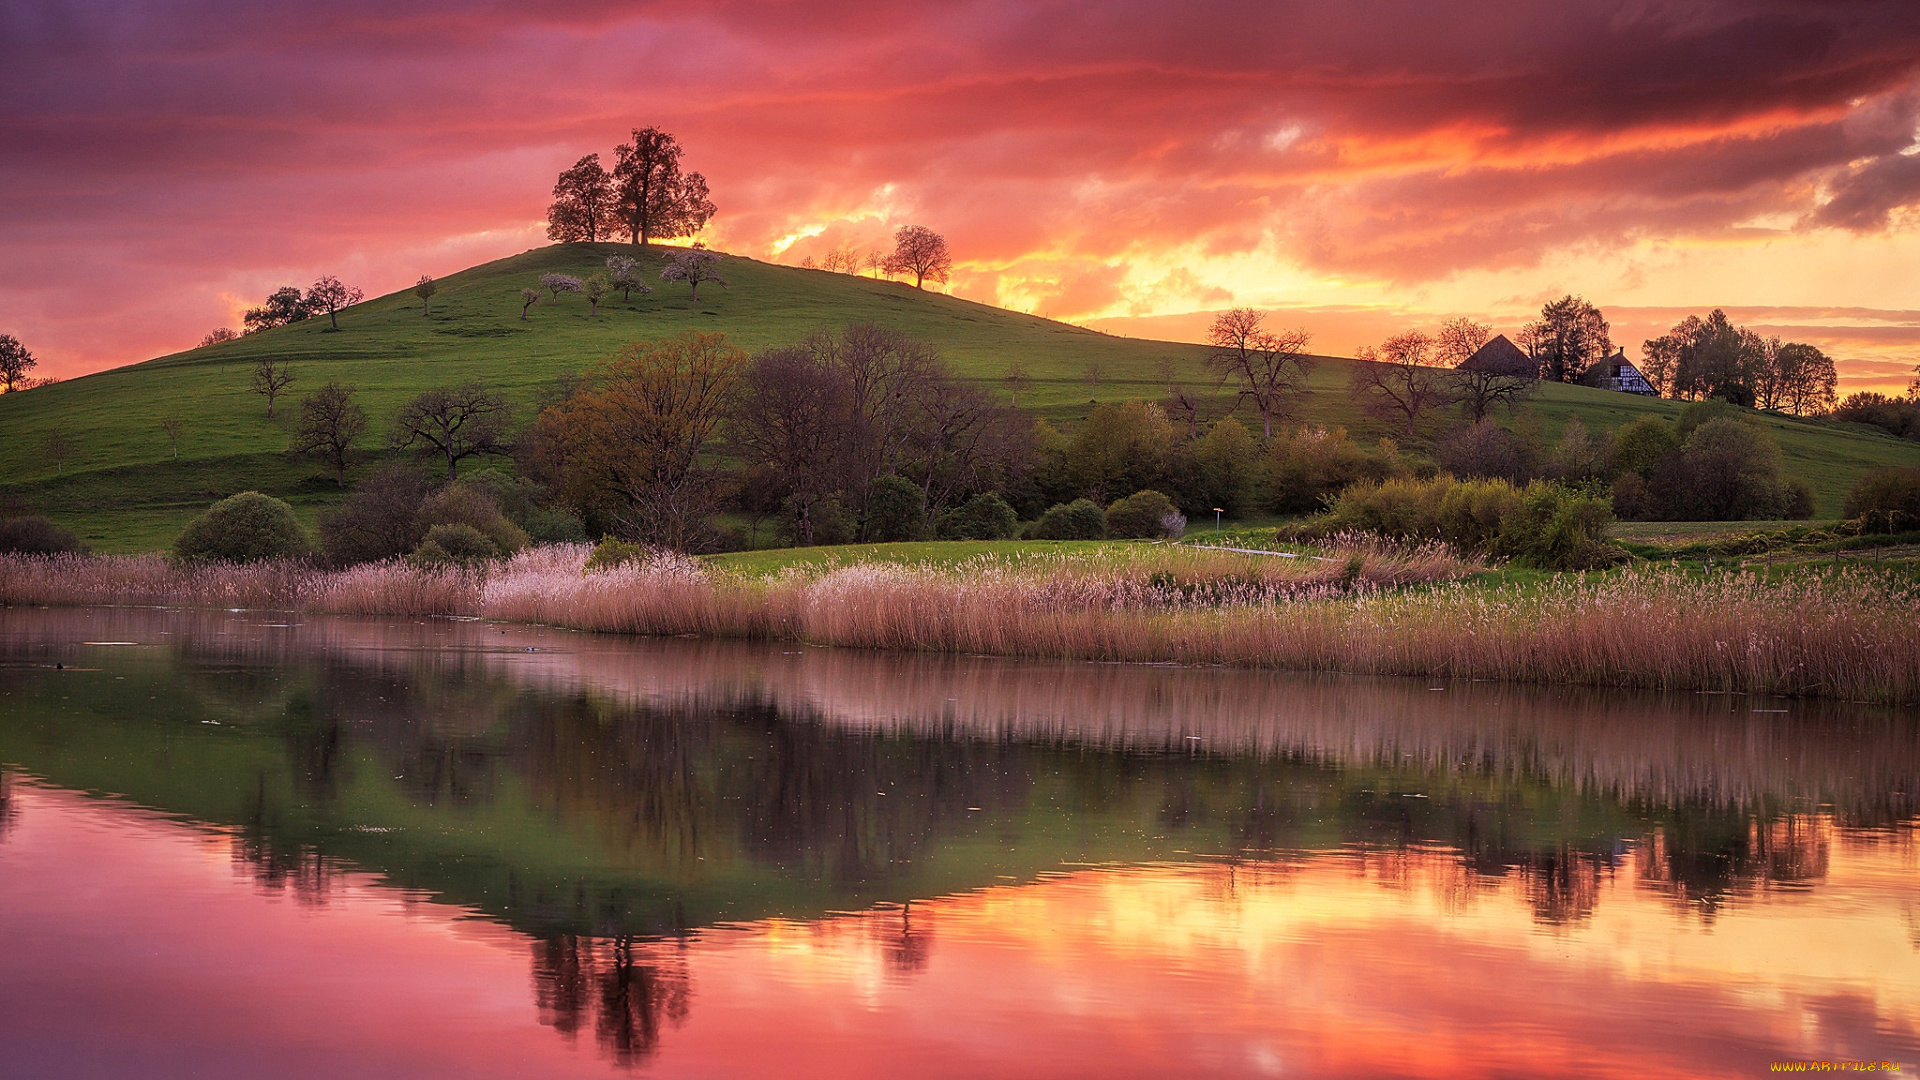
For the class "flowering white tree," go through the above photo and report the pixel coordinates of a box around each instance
[539,273,583,302]
[659,250,727,301]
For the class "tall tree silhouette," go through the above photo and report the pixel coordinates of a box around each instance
[546,154,618,242]
[611,128,715,246]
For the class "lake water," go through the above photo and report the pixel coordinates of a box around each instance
[1,607,1915,1078]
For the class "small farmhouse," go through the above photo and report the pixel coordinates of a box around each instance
[1458,334,1535,377]
[1580,350,1658,395]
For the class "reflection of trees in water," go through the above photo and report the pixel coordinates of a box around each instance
[1636,812,1833,920]
[531,936,691,1067]
[0,770,15,843]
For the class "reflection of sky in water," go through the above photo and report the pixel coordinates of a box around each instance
[2,783,1914,1079]
[0,607,1916,1077]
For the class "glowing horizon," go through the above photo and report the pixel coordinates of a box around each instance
[3,2,1918,392]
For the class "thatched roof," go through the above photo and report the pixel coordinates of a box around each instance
[1459,334,1535,378]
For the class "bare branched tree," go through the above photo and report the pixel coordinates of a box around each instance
[1350,330,1453,434]
[43,427,74,476]
[414,275,438,316]
[727,347,854,545]
[160,415,185,460]
[306,276,365,331]
[1204,308,1313,437]
[1434,317,1491,367]
[391,382,512,481]
[290,382,367,486]
[584,274,610,316]
[250,357,296,418]
[881,225,952,289]
[520,288,541,320]
[1003,365,1031,407]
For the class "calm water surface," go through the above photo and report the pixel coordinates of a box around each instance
[0,607,1915,1078]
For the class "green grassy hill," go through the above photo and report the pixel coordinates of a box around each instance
[4,241,1919,551]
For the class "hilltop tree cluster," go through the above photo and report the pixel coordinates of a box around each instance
[797,226,954,290]
[237,275,365,335]
[545,128,716,246]
[1640,309,1838,412]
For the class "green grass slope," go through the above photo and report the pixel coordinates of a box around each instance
[4,240,1918,550]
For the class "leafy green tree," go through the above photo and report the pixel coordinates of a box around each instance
[546,154,619,242]
[0,334,37,392]
[1521,295,1611,383]
[1195,416,1257,514]
[612,128,716,246]
[174,492,311,562]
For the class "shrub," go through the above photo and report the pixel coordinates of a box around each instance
[1610,473,1657,521]
[1030,499,1107,540]
[1319,475,1614,569]
[584,537,651,572]
[1262,427,1383,514]
[936,493,1019,540]
[1105,490,1183,539]
[1606,416,1678,479]
[1830,392,1920,440]
[410,523,498,566]
[175,492,311,563]
[1843,467,1920,532]
[1659,417,1787,521]
[519,506,586,543]
[1434,418,1534,482]
[1783,478,1817,520]
[1674,398,1744,442]
[0,516,86,555]
[419,484,529,554]
[317,464,432,566]
[864,476,927,543]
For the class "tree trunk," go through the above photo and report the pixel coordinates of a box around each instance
[329,308,339,330]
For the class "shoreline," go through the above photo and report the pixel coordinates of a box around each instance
[2,545,1917,706]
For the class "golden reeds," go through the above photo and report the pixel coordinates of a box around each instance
[2,544,1916,703]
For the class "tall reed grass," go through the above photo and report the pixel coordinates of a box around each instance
[3,543,1916,703]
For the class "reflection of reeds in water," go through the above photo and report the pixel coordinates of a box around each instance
[9,605,1919,819]
[4,543,1917,703]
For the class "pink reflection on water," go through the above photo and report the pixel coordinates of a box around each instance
[0,780,1914,1079]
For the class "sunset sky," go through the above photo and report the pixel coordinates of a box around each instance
[5,0,1920,390]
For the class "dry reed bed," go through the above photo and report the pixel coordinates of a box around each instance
[2,545,1916,703]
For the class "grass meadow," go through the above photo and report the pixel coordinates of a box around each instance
[6,242,1920,554]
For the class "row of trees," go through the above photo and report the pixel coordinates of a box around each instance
[546,128,716,246]
[1640,309,1838,412]
[220,275,366,339]
[796,226,954,289]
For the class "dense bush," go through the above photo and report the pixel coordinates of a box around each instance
[1652,417,1790,521]
[1262,427,1400,513]
[584,537,650,572]
[1063,401,1176,504]
[1829,392,1920,441]
[410,523,497,566]
[936,493,1018,540]
[0,515,86,555]
[1434,418,1535,483]
[174,492,311,563]
[1319,475,1615,569]
[1029,499,1107,540]
[464,468,585,542]
[1194,417,1258,515]
[1844,467,1920,532]
[1606,416,1678,479]
[419,484,529,554]
[863,476,927,543]
[1104,490,1184,539]
[317,464,433,566]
